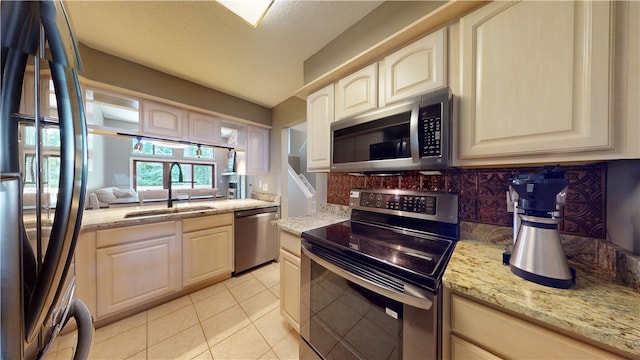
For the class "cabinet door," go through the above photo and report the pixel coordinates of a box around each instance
[381,28,446,106]
[246,126,270,175]
[335,63,378,120]
[458,1,612,161]
[188,112,222,145]
[182,225,233,287]
[96,236,179,317]
[306,84,334,172]
[141,100,186,139]
[280,249,300,331]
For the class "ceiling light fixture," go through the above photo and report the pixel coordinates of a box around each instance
[196,144,203,158]
[216,0,274,28]
[133,136,144,151]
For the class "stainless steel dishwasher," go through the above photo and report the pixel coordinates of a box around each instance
[234,206,280,274]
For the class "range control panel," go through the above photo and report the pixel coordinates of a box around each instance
[358,191,436,215]
[349,188,459,224]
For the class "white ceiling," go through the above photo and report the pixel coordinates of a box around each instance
[65,1,384,109]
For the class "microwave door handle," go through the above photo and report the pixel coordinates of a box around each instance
[409,102,420,163]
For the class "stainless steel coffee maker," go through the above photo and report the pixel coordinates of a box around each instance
[509,166,575,289]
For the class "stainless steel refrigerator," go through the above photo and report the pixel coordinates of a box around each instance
[1,1,93,359]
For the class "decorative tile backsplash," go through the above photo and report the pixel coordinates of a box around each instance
[327,163,607,239]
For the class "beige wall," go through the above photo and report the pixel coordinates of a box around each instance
[304,1,446,84]
[250,96,306,216]
[78,43,272,126]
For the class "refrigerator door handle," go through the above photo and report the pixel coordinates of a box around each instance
[23,0,88,344]
[66,298,93,360]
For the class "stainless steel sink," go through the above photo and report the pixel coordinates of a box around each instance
[124,205,215,218]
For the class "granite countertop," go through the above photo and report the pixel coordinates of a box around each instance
[80,198,277,231]
[444,239,640,358]
[276,204,351,236]
[276,212,350,236]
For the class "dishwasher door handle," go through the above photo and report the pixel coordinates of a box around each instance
[234,207,279,218]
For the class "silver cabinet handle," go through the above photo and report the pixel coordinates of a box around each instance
[302,244,433,310]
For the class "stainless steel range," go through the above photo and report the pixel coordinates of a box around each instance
[300,189,459,360]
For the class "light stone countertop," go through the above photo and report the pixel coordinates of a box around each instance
[444,239,640,358]
[80,198,277,231]
[276,212,350,236]
[276,204,351,236]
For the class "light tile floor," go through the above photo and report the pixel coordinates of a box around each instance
[44,262,300,360]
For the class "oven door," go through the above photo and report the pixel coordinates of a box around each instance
[300,244,441,360]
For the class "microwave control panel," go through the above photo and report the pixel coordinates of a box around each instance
[418,103,442,157]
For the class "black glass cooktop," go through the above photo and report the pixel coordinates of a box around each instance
[301,219,456,292]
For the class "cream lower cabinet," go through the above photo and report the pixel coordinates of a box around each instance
[75,214,235,323]
[444,291,624,359]
[182,214,233,287]
[95,221,180,318]
[456,1,618,165]
[450,335,501,360]
[279,229,301,332]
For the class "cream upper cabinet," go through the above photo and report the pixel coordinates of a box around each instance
[306,84,335,172]
[245,126,270,175]
[335,63,378,120]
[84,88,140,133]
[380,28,446,107]
[141,100,186,139]
[182,214,233,287]
[457,1,613,164]
[187,112,222,145]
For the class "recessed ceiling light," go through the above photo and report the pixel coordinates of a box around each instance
[216,0,274,28]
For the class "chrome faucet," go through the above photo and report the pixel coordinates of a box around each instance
[168,162,183,208]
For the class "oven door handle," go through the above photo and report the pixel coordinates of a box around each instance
[302,245,433,310]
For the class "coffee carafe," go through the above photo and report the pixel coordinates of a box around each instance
[509,166,575,289]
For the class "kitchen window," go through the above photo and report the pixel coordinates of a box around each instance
[133,160,215,191]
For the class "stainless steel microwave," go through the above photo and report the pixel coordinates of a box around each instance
[330,87,452,173]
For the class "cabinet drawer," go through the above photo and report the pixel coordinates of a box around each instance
[280,230,301,257]
[450,294,623,359]
[96,221,176,248]
[450,335,501,360]
[183,213,233,232]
